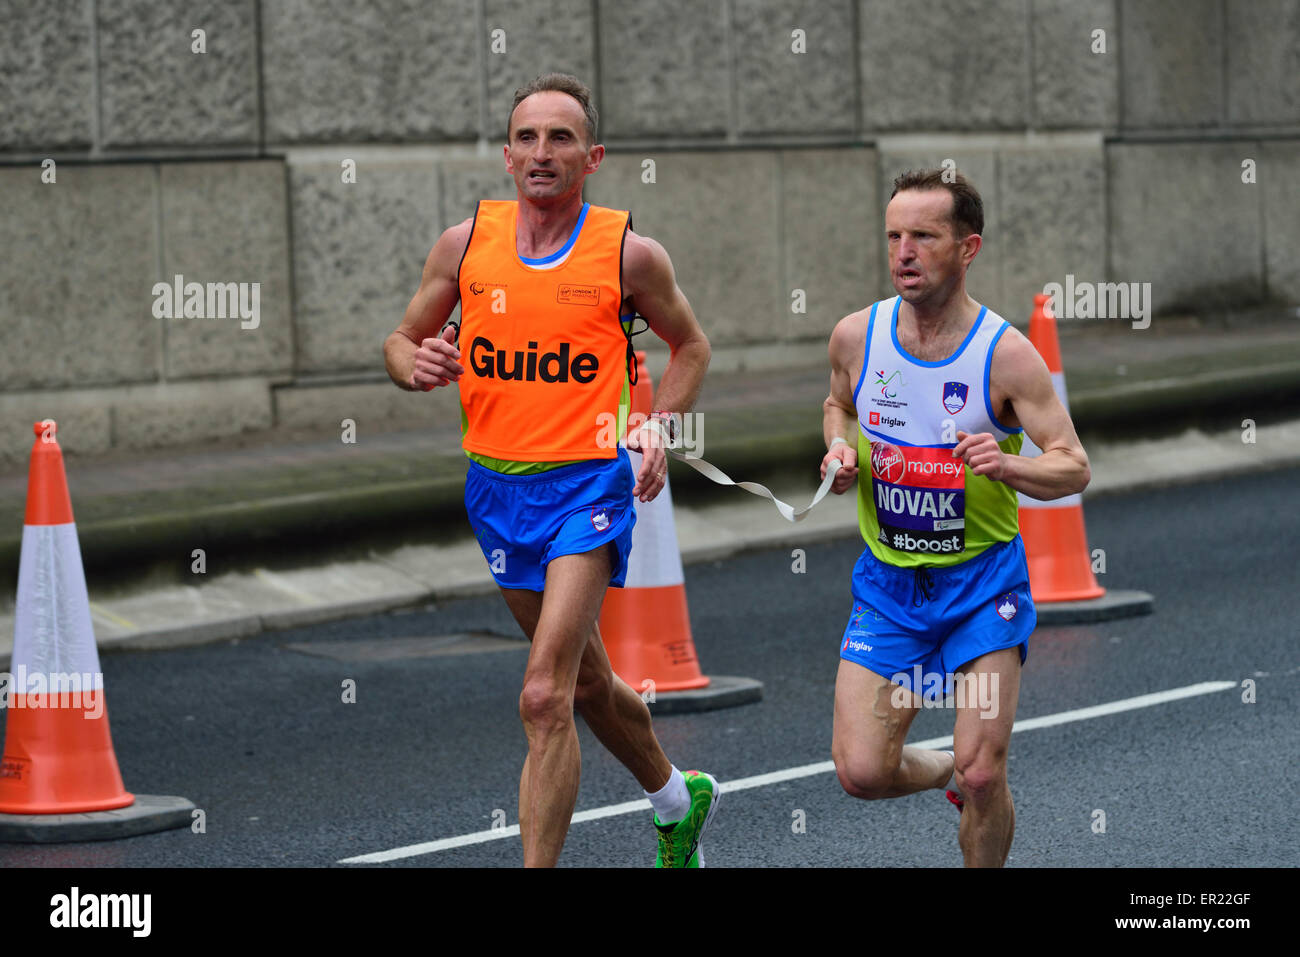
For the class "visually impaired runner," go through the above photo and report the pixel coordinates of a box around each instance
[819,168,1091,866]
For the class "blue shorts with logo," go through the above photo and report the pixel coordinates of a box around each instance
[464,449,637,592]
[839,535,1035,698]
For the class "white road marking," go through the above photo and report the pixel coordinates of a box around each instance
[338,679,1237,864]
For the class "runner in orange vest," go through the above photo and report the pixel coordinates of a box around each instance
[384,74,717,867]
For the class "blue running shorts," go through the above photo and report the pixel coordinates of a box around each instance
[464,449,637,592]
[839,536,1035,699]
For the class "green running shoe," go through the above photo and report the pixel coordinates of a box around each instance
[653,770,720,868]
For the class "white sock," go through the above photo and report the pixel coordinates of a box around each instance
[941,750,958,792]
[645,766,691,824]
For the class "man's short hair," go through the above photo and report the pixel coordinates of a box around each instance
[509,73,598,145]
[890,169,984,238]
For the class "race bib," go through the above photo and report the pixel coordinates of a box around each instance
[869,441,965,554]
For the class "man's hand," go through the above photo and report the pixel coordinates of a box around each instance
[410,324,462,391]
[626,418,669,502]
[386,218,470,391]
[953,430,1007,481]
[821,443,859,494]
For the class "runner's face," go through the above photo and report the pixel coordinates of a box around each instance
[505,92,599,205]
[885,189,970,307]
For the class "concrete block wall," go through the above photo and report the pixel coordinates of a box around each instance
[1,0,1297,458]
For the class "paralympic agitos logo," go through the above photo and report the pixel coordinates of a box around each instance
[469,336,599,383]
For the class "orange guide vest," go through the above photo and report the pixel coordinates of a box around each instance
[456,200,631,461]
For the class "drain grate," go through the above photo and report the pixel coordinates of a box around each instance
[283,631,527,662]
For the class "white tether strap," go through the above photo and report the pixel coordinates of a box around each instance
[666,451,843,523]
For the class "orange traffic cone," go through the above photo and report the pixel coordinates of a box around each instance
[0,420,133,813]
[599,355,710,693]
[1017,295,1105,602]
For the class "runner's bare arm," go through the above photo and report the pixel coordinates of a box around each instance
[384,220,473,391]
[620,231,709,502]
[822,313,863,493]
[622,231,711,415]
[953,328,1090,500]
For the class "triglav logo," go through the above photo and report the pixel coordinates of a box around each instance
[590,508,610,532]
[151,274,260,329]
[869,413,906,430]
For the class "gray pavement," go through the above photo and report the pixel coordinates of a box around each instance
[1,468,1295,868]
[0,312,1298,666]
[1,412,1297,669]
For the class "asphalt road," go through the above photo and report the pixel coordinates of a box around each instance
[1,466,1297,869]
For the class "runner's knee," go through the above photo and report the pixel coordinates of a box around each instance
[954,748,1007,802]
[833,747,898,800]
[518,676,573,734]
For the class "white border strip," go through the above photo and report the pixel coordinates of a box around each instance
[338,679,1236,864]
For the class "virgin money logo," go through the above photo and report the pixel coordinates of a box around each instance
[870,442,906,484]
